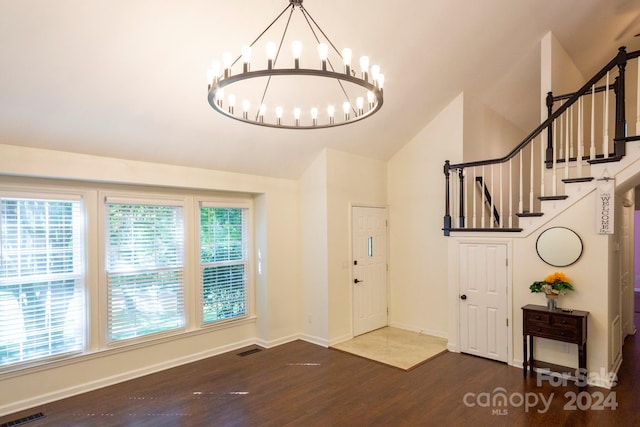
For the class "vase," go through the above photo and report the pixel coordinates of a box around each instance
[546,295,558,310]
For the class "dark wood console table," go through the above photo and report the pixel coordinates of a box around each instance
[522,304,588,379]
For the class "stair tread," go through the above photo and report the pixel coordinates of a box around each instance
[562,177,594,183]
[539,195,569,201]
[446,227,523,233]
[587,156,622,164]
[516,212,544,217]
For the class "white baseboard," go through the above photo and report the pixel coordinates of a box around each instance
[255,333,301,349]
[299,334,329,348]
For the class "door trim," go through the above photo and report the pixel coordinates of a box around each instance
[448,237,513,364]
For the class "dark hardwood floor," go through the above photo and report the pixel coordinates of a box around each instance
[2,318,639,427]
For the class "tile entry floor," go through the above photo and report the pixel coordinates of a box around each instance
[331,327,448,370]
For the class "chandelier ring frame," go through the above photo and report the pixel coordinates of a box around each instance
[208,68,383,130]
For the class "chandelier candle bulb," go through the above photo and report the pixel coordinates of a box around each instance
[367,91,375,109]
[241,46,252,72]
[266,42,277,69]
[242,100,251,119]
[356,97,364,116]
[371,65,380,82]
[294,107,301,126]
[377,73,385,90]
[216,88,225,107]
[259,104,267,122]
[292,40,302,68]
[228,94,236,114]
[311,107,318,126]
[343,101,350,120]
[328,105,335,124]
[222,52,233,78]
[342,48,352,75]
[318,43,329,70]
[360,56,369,81]
[276,106,283,126]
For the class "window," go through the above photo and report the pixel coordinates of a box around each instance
[105,200,185,342]
[199,204,248,324]
[0,196,84,369]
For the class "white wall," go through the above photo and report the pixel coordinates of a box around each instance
[0,143,301,414]
[387,94,464,337]
[463,95,526,162]
[326,149,387,343]
[541,32,585,120]
[299,150,330,345]
[299,148,388,345]
[511,193,612,386]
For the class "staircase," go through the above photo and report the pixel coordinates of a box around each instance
[443,47,640,236]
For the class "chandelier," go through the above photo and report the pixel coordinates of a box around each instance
[206,0,384,129]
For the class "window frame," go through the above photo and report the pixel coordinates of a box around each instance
[197,199,253,327]
[100,193,188,348]
[0,189,87,372]
[0,181,257,374]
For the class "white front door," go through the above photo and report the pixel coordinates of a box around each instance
[459,242,508,362]
[352,206,388,336]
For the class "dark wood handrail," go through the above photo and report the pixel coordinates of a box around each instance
[447,47,637,171]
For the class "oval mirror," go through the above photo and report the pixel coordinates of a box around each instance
[535,227,583,267]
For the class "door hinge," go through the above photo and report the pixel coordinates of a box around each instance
[505,258,508,267]
[506,318,509,327]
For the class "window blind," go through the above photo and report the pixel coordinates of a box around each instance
[0,197,84,368]
[106,203,185,342]
[200,206,248,323]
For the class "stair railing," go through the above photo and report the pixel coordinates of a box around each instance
[443,47,640,236]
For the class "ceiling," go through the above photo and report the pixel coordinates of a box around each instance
[1,0,640,180]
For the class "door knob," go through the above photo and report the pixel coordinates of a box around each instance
[460,294,467,300]
[354,278,363,284]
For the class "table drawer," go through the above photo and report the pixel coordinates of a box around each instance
[528,324,578,341]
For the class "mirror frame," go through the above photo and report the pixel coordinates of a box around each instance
[535,227,583,267]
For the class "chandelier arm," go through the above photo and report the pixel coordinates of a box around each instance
[230,2,294,69]
[298,4,343,60]
[299,6,357,115]
[255,6,296,120]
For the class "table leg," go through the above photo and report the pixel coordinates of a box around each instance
[523,335,527,377]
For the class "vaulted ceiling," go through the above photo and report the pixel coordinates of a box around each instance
[1,0,639,179]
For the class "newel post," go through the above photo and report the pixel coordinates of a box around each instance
[614,46,627,158]
[444,160,451,236]
[545,91,554,168]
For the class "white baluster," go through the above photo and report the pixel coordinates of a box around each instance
[509,158,513,228]
[637,58,640,135]
[558,104,564,160]
[603,71,609,158]
[472,167,477,228]
[481,165,485,228]
[529,140,534,213]
[565,109,570,179]
[490,164,495,228]
[552,120,558,196]
[518,151,523,215]
[577,97,583,177]
[590,84,596,160]
[540,131,546,199]
[499,162,503,228]
[569,104,574,159]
